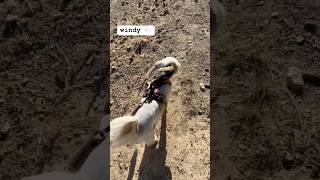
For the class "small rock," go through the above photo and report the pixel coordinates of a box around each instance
[205,68,209,72]
[119,162,127,170]
[177,165,183,173]
[160,10,169,16]
[198,110,204,115]
[200,83,206,92]
[296,35,305,44]
[111,66,117,73]
[287,67,304,96]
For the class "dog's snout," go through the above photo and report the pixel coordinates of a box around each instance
[158,65,175,72]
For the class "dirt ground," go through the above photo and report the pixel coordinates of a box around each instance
[214,0,320,179]
[4,0,320,180]
[0,1,107,180]
[110,0,210,180]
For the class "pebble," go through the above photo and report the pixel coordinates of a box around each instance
[200,83,206,92]
[111,66,117,73]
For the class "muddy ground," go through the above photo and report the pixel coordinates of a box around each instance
[110,0,210,180]
[214,0,320,179]
[0,1,107,180]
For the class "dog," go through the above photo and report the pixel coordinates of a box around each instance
[110,57,180,148]
[20,116,109,180]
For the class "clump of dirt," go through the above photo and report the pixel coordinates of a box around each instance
[0,1,106,180]
[110,0,210,179]
[214,0,320,179]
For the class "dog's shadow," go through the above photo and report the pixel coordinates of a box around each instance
[127,109,172,180]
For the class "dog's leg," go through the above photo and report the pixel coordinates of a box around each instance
[145,126,157,147]
[145,103,167,147]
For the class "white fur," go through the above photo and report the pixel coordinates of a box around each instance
[109,116,139,147]
[110,57,180,148]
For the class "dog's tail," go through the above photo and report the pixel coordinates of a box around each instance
[110,116,138,146]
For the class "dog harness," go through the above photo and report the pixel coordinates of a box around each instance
[142,76,171,104]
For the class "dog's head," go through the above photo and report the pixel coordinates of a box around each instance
[150,57,181,79]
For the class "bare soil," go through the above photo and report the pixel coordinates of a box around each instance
[110,0,210,179]
[0,1,106,180]
[214,0,320,179]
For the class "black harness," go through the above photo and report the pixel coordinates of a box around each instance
[142,76,170,103]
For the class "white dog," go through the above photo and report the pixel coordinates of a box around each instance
[110,57,180,148]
